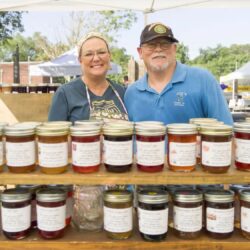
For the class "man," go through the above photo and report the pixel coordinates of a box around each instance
[124,22,233,125]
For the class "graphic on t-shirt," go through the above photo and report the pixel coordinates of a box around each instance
[174,91,187,107]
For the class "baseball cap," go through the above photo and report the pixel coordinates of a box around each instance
[140,23,179,46]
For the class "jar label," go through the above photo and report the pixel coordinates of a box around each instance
[235,138,250,164]
[202,141,232,166]
[72,141,100,166]
[38,142,68,168]
[241,206,250,232]
[196,135,201,158]
[103,140,133,165]
[6,141,36,166]
[0,141,3,165]
[206,207,234,233]
[37,204,66,231]
[138,207,168,235]
[169,142,196,166]
[136,141,165,166]
[2,205,31,232]
[173,206,202,232]
[104,206,132,233]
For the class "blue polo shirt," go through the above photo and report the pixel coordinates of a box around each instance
[124,62,233,125]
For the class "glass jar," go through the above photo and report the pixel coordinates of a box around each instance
[167,123,197,172]
[138,189,168,241]
[173,189,203,239]
[234,122,250,171]
[239,189,250,239]
[200,125,233,173]
[103,190,133,239]
[204,190,234,239]
[103,122,134,173]
[36,187,67,239]
[72,185,103,231]
[36,125,69,174]
[1,188,31,239]
[135,122,166,172]
[5,124,36,173]
[70,125,101,173]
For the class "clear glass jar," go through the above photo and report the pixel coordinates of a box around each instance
[103,190,133,239]
[204,190,234,239]
[167,123,197,172]
[138,189,168,241]
[239,189,250,239]
[1,188,32,239]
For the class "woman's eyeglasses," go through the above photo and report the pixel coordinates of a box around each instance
[82,49,109,59]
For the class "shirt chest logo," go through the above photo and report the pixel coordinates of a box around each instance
[174,91,187,106]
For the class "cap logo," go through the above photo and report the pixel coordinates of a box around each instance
[154,24,167,34]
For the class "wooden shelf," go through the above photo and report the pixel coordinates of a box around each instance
[0,165,249,185]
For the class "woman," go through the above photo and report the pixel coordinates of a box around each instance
[48,32,128,122]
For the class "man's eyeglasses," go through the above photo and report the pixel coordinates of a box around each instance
[82,49,109,59]
[141,41,173,51]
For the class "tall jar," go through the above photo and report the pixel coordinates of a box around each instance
[1,188,32,239]
[200,125,233,173]
[36,188,67,239]
[234,122,250,171]
[103,190,133,239]
[167,123,197,172]
[173,189,203,239]
[103,122,134,173]
[70,125,101,173]
[137,189,169,241]
[36,125,69,174]
[5,124,36,173]
[239,189,250,239]
[204,190,234,239]
[135,122,166,172]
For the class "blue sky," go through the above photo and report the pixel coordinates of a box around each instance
[22,8,250,59]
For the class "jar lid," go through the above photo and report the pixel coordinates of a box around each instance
[138,190,168,204]
[229,184,250,194]
[16,185,42,193]
[166,185,195,195]
[173,189,203,202]
[135,122,166,136]
[189,118,218,124]
[36,125,69,136]
[234,122,250,133]
[5,124,35,136]
[13,121,42,129]
[36,188,67,202]
[102,122,134,136]
[196,184,224,193]
[42,121,72,128]
[239,189,250,202]
[200,124,233,136]
[75,119,103,127]
[204,190,234,203]
[1,188,31,202]
[70,125,101,136]
[103,190,132,203]
[46,184,73,192]
[167,123,197,135]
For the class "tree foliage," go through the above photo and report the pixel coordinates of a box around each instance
[176,42,190,64]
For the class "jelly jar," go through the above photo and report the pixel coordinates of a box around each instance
[239,189,250,239]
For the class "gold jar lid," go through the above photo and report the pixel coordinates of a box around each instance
[239,189,250,202]
[234,122,250,133]
[5,124,35,136]
[200,124,232,136]
[13,121,42,129]
[173,189,203,203]
[36,125,69,136]
[75,119,103,127]
[36,188,67,202]
[167,123,197,135]
[204,190,234,203]
[1,188,31,203]
[138,190,168,204]
[42,121,72,128]
[189,118,217,124]
[103,190,132,203]
[103,122,134,136]
[135,121,166,136]
[70,125,101,136]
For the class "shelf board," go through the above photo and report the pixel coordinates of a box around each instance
[0,165,249,185]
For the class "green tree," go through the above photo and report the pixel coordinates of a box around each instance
[176,42,190,64]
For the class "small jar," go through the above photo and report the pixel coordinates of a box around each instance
[103,190,133,239]
[1,188,32,239]
[200,125,233,173]
[173,189,203,239]
[135,122,166,172]
[167,123,197,172]
[239,189,250,239]
[36,125,69,174]
[70,125,101,173]
[138,190,169,241]
[234,122,250,171]
[36,188,67,239]
[103,122,134,173]
[5,124,36,173]
[204,190,234,239]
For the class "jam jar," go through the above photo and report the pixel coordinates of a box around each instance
[5,124,36,173]
[103,190,133,239]
[36,187,67,239]
[173,189,203,239]
[36,125,69,174]
[204,190,234,239]
[70,125,101,173]
[135,122,166,172]
[200,125,233,173]
[239,189,250,239]
[1,188,32,239]
[234,122,250,171]
[103,122,134,173]
[167,123,197,172]
[137,189,169,241]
